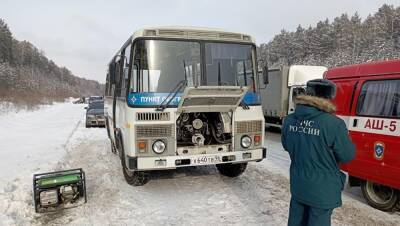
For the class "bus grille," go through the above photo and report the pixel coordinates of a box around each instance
[136,112,170,121]
[136,125,174,138]
[235,121,262,133]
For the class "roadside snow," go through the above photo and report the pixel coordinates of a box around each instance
[0,101,44,116]
[0,102,83,182]
[0,102,84,225]
[0,103,399,226]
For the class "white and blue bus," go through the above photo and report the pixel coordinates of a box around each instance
[105,27,266,185]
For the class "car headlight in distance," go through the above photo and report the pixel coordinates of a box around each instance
[152,140,166,154]
[241,135,252,148]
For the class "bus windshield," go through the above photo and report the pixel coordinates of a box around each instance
[132,40,201,93]
[131,40,256,93]
[203,43,255,90]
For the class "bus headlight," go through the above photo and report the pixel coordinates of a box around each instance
[152,140,166,154]
[241,135,252,148]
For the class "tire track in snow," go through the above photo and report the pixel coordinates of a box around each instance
[54,116,83,171]
[62,117,82,151]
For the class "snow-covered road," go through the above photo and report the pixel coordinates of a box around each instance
[0,103,399,225]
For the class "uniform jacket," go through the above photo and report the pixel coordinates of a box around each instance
[282,95,356,209]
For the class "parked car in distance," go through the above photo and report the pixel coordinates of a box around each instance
[85,100,105,128]
[88,96,103,104]
[73,96,86,104]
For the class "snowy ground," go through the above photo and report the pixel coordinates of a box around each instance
[0,102,399,225]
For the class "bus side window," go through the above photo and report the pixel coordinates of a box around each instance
[125,44,132,92]
[114,59,122,96]
[120,45,131,97]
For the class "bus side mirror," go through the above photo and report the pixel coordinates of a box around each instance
[263,66,269,85]
[292,87,306,98]
[110,62,116,84]
[114,61,122,88]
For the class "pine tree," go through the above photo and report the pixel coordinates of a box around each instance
[259,4,400,68]
[0,18,104,105]
[0,19,13,64]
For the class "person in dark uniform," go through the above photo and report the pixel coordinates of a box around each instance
[281,79,356,226]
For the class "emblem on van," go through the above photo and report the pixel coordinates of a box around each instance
[374,141,385,160]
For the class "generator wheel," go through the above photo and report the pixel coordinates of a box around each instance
[216,163,247,177]
[361,180,399,212]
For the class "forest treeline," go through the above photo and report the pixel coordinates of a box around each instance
[1,4,399,107]
[0,19,103,107]
[258,4,400,68]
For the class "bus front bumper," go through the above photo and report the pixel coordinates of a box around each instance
[127,148,267,171]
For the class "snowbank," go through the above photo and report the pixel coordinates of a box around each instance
[0,102,84,225]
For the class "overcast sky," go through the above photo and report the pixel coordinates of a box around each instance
[1,0,399,82]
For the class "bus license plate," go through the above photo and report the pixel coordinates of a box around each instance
[192,155,222,165]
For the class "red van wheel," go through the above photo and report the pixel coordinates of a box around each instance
[361,180,398,212]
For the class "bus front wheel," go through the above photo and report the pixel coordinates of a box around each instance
[361,180,399,212]
[121,163,149,186]
[216,163,247,177]
[117,135,149,186]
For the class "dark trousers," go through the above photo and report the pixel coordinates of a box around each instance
[288,198,333,226]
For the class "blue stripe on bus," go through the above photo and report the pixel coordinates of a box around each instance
[242,92,260,105]
[127,92,260,106]
[128,93,182,106]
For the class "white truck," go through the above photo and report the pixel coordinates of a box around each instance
[260,65,327,128]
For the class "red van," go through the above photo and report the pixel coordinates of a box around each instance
[325,60,400,211]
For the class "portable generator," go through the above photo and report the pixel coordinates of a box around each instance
[33,168,87,213]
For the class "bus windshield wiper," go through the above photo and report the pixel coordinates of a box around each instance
[183,60,188,81]
[216,62,232,85]
[156,80,187,111]
[218,62,222,85]
[239,61,250,110]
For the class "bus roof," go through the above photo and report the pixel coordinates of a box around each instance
[109,26,256,65]
[131,26,255,43]
[325,59,400,80]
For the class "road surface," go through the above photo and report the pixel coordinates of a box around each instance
[0,103,399,225]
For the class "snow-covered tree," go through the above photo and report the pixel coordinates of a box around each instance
[259,4,400,68]
[0,19,104,106]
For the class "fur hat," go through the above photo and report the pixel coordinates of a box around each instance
[306,79,336,99]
